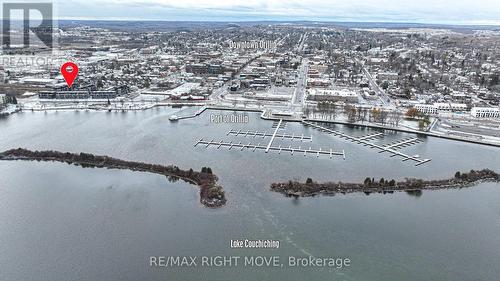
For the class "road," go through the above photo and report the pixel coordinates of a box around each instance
[211,32,310,113]
[209,53,262,104]
[355,58,394,108]
[295,32,309,53]
[291,58,308,108]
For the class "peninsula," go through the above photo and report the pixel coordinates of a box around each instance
[0,148,226,208]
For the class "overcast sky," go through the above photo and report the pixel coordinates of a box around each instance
[32,0,500,24]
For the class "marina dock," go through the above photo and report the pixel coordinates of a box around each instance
[194,138,345,159]
[193,118,430,165]
[302,121,431,166]
[195,119,345,159]
[227,129,312,141]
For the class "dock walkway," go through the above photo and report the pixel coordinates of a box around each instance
[195,119,344,159]
[195,138,345,159]
[302,121,431,166]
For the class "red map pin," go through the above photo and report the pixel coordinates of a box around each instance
[60,62,79,88]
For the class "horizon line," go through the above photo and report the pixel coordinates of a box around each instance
[17,18,500,27]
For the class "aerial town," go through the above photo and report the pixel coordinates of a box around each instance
[1,23,499,145]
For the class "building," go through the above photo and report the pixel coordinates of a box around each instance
[186,63,224,75]
[20,78,55,87]
[39,86,128,100]
[451,92,471,102]
[377,72,399,81]
[307,78,330,87]
[471,107,500,118]
[433,103,468,112]
[415,104,438,115]
[39,91,119,99]
[415,102,468,115]
[309,64,328,74]
[308,89,359,103]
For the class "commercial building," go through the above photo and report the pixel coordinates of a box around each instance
[470,107,500,118]
[307,88,359,103]
[39,91,118,99]
[307,78,330,87]
[415,102,468,115]
[39,86,129,100]
[415,104,438,114]
[433,103,468,112]
[377,72,399,81]
[186,63,224,75]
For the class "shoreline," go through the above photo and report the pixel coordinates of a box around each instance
[6,103,500,147]
[0,148,227,208]
[300,118,500,148]
[270,169,500,198]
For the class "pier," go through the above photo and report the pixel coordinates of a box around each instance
[195,119,344,159]
[194,138,345,159]
[271,119,287,129]
[227,129,312,141]
[266,119,283,152]
[383,137,422,150]
[302,121,431,166]
[169,106,207,121]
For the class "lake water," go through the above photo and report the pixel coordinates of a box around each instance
[0,108,499,281]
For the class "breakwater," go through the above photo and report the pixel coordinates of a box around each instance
[271,169,500,198]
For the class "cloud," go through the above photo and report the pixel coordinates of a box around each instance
[54,0,500,24]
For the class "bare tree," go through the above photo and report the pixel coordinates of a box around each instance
[391,111,403,127]
[379,111,389,125]
[345,105,357,123]
[329,103,338,120]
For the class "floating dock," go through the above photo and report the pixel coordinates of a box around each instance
[302,121,431,166]
[194,138,345,159]
[195,119,345,159]
[271,119,287,129]
[227,129,312,141]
